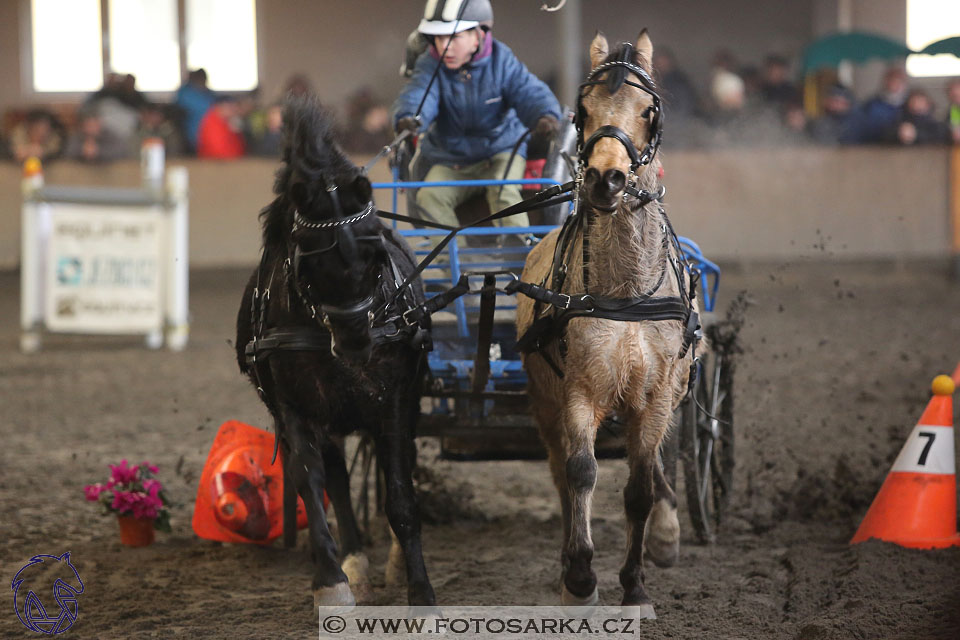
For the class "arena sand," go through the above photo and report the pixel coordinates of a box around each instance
[1,262,959,639]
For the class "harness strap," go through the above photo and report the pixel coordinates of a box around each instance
[400,274,471,326]
[245,320,431,369]
[505,279,594,311]
[582,125,642,171]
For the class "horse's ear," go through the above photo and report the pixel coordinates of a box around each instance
[636,29,653,71]
[590,32,609,69]
[352,174,372,201]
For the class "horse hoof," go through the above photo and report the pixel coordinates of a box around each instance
[385,538,406,587]
[342,553,374,603]
[561,584,599,608]
[314,582,356,609]
[644,498,680,568]
[622,603,657,620]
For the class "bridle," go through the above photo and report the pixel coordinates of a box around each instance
[287,179,380,331]
[575,43,664,207]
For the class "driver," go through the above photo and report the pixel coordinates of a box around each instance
[392,0,561,230]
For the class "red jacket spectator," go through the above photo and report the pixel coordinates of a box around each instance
[196,101,246,159]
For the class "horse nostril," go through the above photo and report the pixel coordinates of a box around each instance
[584,167,601,188]
[603,169,626,194]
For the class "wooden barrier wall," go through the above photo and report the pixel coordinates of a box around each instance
[0,147,952,270]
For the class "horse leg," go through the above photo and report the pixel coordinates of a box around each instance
[619,404,673,619]
[280,410,353,607]
[376,397,436,606]
[385,527,405,587]
[559,392,600,607]
[322,440,373,603]
[643,453,680,568]
[282,451,298,549]
[534,402,572,587]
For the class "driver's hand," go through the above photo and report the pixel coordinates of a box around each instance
[534,115,560,139]
[395,116,420,136]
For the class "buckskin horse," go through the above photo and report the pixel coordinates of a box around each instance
[514,31,702,618]
[236,96,436,607]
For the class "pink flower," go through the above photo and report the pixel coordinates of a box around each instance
[141,461,159,474]
[111,489,137,514]
[142,479,162,498]
[109,460,138,486]
[83,483,105,501]
[132,494,161,520]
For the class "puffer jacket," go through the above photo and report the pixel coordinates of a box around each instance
[392,37,561,167]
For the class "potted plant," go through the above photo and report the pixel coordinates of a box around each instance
[84,460,171,546]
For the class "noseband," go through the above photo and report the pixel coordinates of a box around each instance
[575,44,664,206]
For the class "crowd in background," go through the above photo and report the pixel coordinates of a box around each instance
[656,49,960,148]
[3,49,960,166]
[0,69,394,166]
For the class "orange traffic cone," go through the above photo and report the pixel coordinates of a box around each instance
[192,420,312,545]
[851,375,960,549]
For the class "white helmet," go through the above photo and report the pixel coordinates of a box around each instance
[418,0,493,36]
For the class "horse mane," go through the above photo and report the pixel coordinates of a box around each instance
[258,95,356,249]
[601,42,646,94]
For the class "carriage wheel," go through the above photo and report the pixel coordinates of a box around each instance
[680,346,735,544]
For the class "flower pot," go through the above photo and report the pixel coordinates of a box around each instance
[117,515,155,547]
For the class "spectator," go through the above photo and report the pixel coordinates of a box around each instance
[888,89,948,145]
[852,66,909,143]
[65,111,131,163]
[707,70,750,146]
[711,69,746,115]
[134,103,186,157]
[781,101,809,144]
[8,109,65,163]
[739,65,764,107]
[808,84,858,144]
[340,87,392,154]
[652,48,699,121]
[84,73,141,143]
[196,98,247,159]
[284,73,314,99]
[946,78,960,144]
[759,55,800,106]
[175,69,217,152]
[246,102,284,157]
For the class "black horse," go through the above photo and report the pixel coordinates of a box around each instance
[235,96,435,607]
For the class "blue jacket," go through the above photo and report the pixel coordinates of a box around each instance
[392,38,561,167]
[175,84,217,149]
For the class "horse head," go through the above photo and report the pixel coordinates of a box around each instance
[577,30,662,211]
[281,96,386,363]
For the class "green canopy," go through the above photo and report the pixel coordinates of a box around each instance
[920,36,960,57]
[802,32,912,74]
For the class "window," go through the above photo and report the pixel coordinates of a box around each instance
[31,0,103,92]
[906,0,960,77]
[29,0,258,93]
[108,0,181,92]
[186,0,259,92]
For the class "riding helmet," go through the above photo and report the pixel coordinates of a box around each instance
[418,0,493,35]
